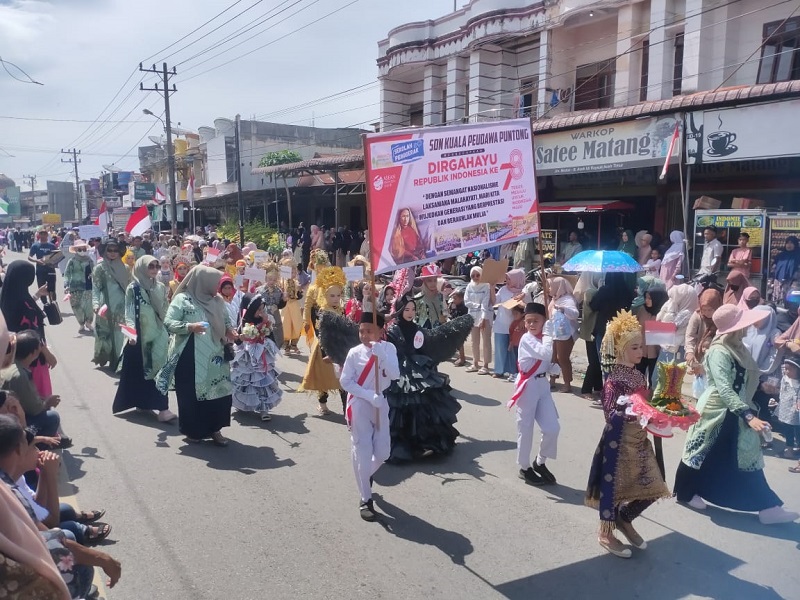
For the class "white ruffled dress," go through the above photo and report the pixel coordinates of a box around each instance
[231,337,283,413]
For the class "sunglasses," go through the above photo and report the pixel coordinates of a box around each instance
[148,263,160,269]
[24,427,37,445]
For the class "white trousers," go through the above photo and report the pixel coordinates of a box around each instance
[515,379,560,468]
[350,397,391,502]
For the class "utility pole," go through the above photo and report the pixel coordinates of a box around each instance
[140,62,178,236]
[235,114,245,246]
[61,149,82,222]
[22,174,36,225]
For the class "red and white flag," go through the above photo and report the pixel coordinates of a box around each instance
[644,321,678,347]
[154,185,166,205]
[187,171,195,209]
[119,324,138,343]
[95,201,109,230]
[659,123,681,180]
[125,205,152,237]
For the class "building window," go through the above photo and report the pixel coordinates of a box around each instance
[409,104,423,127]
[520,80,535,117]
[757,17,800,84]
[441,88,447,124]
[673,33,684,96]
[464,83,470,118]
[574,60,615,110]
[640,39,650,102]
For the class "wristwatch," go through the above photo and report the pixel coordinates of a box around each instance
[744,413,755,423]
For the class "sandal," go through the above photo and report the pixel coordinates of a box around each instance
[453,359,466,367]
[598,535,631,559]
[211,432,229,447]
[77,509,106,524]
[317,404,332,416]
[789,465,800,473]
[86,523,112,545]
[465,366,479,373]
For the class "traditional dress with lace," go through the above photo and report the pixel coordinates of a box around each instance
[231,324,282,414]
[91,259,129,370]
[63,255,93,326]
[585,365,670,534]
[298,303,343,394]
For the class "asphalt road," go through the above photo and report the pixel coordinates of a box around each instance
[28,256,798,600]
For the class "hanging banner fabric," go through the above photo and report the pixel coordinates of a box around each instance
[364,118,539,275]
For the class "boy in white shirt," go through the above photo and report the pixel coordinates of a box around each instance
[339,312,400,521]
[509,302,560,486]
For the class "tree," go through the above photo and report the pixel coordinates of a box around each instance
[258,150,302,228]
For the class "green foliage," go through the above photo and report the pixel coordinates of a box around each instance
[216,220,277,250]
[258,150,303,168]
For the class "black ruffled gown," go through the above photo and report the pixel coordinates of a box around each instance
[384,318,461,462]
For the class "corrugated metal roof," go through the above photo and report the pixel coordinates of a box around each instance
[250,82,800,176]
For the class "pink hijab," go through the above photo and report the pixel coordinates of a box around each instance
[504,268,526,294]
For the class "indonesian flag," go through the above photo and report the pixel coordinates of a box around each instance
[659,123,680,180]
[644,321,678,347]
[187,171,195,209]
[119,324,138,343]
[155,185,166,204]
[95,201,109,230]
[125,205,152,237]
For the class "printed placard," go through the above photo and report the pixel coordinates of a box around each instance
[279,265,293,280]
[343,266,365,282]
[244,267,266,283]
[202,248,221,265]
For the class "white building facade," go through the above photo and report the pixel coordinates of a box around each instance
[378,0,798,129]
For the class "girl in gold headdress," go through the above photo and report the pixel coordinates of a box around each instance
[302,248,331,347]
[298,266,347,416]
[280,256,303,353]
[585,310,669,559]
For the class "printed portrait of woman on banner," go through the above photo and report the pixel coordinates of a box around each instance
[390,207,427,265]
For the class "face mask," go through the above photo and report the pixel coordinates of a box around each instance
[76,250,87,256]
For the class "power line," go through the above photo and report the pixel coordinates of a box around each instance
[0,56,43,85]
[0,115,145,123]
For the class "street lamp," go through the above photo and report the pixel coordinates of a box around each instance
[143,108,177,236]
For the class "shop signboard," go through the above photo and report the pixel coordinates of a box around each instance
[539,229,557,256]
[112,210,131,232]
[686,99,800,165]
[42,213,61,225]
[693,209,767,281]
[364,118,539,274]
[134,182,156,201]
[534,115,680,176]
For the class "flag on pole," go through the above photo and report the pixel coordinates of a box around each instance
[659,123,681,180]
[95,201,109,230]
[154,185,166,205]
[125,205,152,237]
[187,171,195,209]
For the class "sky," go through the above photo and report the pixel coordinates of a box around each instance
[0,0,459,189]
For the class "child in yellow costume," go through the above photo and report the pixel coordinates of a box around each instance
[302,248,332,347]
[299,265,347,416]
[280,256,303,353]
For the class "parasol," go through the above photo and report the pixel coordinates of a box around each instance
[561,250,641,273]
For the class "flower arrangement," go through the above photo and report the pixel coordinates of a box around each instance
[240,318,273,343]
[627,361,700,437]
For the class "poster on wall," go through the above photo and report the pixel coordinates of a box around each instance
[540,229,557,257]
[768,214,800,272]
[694,210,766,276]
[364,118,539,274]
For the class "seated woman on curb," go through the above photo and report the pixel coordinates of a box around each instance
[1,330,72,449]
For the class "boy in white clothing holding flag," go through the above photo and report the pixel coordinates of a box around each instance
[509,302,561,486]
[339,312,400,521]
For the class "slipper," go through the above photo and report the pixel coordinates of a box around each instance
[465,366,479,373]
[86,523,112,545]
[598,537,631,559]
[77,509,106,524]
[789,466,800,473]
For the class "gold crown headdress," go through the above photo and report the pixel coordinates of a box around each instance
[601,309,642,366]
[309,248,330,271]
[316,266,346,310]
[263,262,280,276]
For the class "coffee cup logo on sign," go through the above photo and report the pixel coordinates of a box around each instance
[706,130,738,157]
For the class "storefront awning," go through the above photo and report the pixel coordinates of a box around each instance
[539,200,634,213]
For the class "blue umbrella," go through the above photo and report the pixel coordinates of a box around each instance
[561,250,641,273]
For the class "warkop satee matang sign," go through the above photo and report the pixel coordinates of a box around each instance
[534,115,681,176]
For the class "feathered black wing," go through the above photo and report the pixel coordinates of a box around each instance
[318,311,360,366]
[420,314,474,364]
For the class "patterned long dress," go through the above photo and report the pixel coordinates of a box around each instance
[586,365,670,534]
[91,262,127,370]
[63,256,93,327]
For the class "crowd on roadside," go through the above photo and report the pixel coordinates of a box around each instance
[1,217,799,595]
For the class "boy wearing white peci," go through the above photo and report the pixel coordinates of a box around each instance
[339,312,400,521]
[509,302,561,486]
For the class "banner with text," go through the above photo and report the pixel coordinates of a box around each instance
[364,119,539,274]
[534,115,680,176]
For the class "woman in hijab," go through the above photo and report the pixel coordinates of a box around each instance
[685,289,724,397]
[771,235,800,302]
[113,256,175,422]
[675,304,799,524]
[723,270,750,306]
[617,229,637,258]
[464,266,492,374]
[549,276,579,392]
[63,240,94,334]
[577,272,603,399]
[219,274,244,330]
[493,268,527,379]
[653,283,698,377]
[634,231,652,266]
[156,265,236,446]
[660,231,686,289]
[633,282,668,386]
[589,272,636,368]
[91,241,131,371]
[224,243,244,279]
[0,261,58,396]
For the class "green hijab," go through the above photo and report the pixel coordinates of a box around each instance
[133,255,166,322]
[617,229,637,257]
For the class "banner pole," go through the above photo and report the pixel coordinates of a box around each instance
[537,232,551,318]
[362,133,381,429]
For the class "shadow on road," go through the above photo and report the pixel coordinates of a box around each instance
[279,371,303,385]
[376,435,515,487]
[455,390,502,407]
[113,410,180,433]
[374,493,474,566]
[703,506,800,543]
[178,439,295,474]
[539,483,587,507]
[492,531,783,600]
[232,411,310,449]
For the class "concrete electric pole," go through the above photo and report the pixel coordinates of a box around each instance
[60,149,82,222]
[140,62,178,236]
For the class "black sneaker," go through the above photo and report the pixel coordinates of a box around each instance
[518,467,545,486]
[359,499,377,522]
[532,462,557,484]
